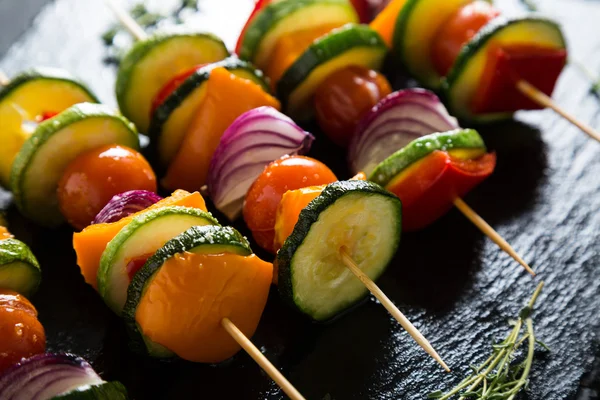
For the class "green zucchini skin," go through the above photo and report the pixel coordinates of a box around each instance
[393,0,481,89]
[443,16,566,122]
[369,129,486,187]
[51,381,129,400]
[115,29,229,132]
[0,67,98,104]
[277,180,402,322]
[150,57,269,137]
[147,56,269,167]
[0,238,41,297]
[122,225,252,358]
[97,206,219,316]
[276,23,387,118]
[238,0,357,66]
[10,103,139,227]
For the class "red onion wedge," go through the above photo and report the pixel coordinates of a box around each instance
[348,89,459,175]
[93,190,163,224]
[0,353,128,400]
[207,106,314,221]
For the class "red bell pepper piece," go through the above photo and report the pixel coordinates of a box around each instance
[126,254,152,280]
[386,150,496,231]
[149,64,207,120]
[472,44,567,114]
[235,0,273,55]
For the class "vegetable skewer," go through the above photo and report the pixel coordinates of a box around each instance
[0,67,156,231]
[246,157,449,370]
[233,1,534,275]
[102,4,309,398]
[107,0,448,372]
[345,88,534,275]
[374,0,600,143]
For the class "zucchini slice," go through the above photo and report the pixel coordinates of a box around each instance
[369,128,486,186]
[0,238,41,297]
[149,57,269,167]
[10,103,139,227]
[0,68,98,187]
[116,30,229,133]
[394,0,478,89]
[277,24,387,119]
[444,17,566,122]
[277,180,402,321]
[97,206,219,316]
[238,0,358,69]
[123,225,252,359]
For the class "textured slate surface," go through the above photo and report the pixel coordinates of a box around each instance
[0,0,599,399]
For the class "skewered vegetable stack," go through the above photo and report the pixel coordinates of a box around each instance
[0,68,159,230]
[372,0,567,121]
[236,0,388,119]
[73,190,273,363]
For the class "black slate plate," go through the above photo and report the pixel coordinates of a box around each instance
[1,0,600,399]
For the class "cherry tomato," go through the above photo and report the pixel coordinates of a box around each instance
[57,145,157,231]
[150,64,206,119]
[0,290,46,374]
[387,151,496,231]
[314,66,392,147]
[431,1,501,76]
[243,155,337,253]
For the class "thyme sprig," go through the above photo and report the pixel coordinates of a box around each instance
[429,282,547,400]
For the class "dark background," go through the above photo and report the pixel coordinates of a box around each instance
[1,0,600,399]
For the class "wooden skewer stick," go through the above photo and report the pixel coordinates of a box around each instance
[103,0,148,41]
[339,246,450,372]
[453,197,535,276]
[516,79,600,143]
[0,70,9,86]
[221,318,307,400]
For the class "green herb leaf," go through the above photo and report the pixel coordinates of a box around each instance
[431,283,545,399]
[519,306,532,319]
[535,339,551,351]
[101,26,119,46]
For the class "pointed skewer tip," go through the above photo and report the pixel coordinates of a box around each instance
[452,198,535,277]
[339,247,450,372]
